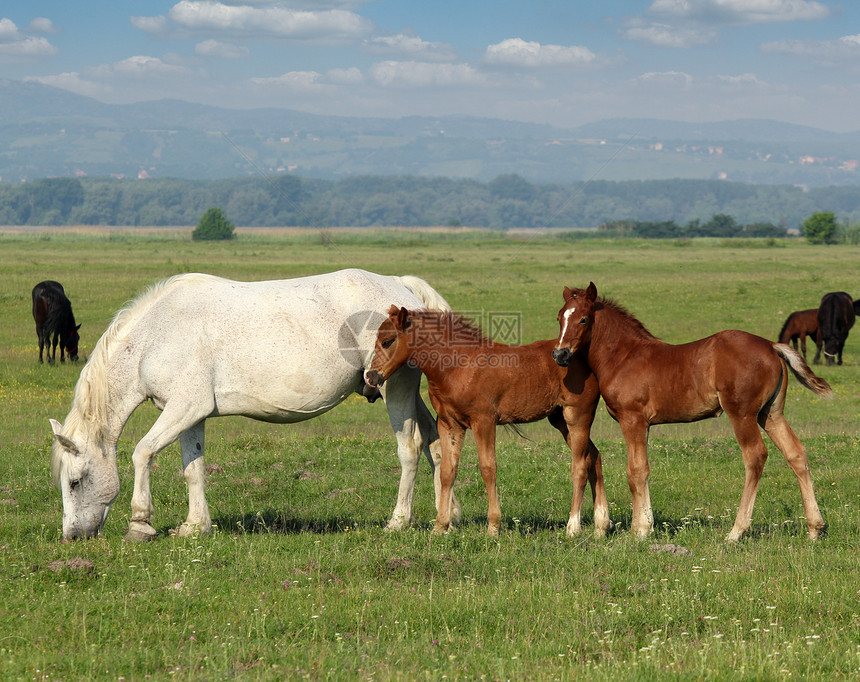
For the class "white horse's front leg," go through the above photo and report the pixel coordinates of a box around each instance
[127,443,158,542]
[174,422,212,537]
[381,370,425,530]
[126,402,212,542]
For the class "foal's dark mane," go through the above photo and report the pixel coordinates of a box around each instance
[592,294,657,341]
[410,309,490,345]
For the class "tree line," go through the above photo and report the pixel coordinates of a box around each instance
[3,174,860,231]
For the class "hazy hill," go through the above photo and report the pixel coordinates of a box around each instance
[3,80,860,186]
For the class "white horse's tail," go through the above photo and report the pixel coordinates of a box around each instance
[773,343,834,399]
[398,275,451,313]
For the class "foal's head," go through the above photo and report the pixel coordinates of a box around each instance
[64,323,82,362]
[365,305,414,388]
[552,282,597,367]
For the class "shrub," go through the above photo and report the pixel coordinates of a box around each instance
[192,207,236,241]
[802,211,837,245]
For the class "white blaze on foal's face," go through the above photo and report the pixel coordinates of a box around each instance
[559,305,577,345]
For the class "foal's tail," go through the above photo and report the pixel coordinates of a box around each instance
[773,343,833,398]
[399,275,452,313]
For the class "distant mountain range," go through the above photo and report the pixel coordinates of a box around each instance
[3,79,860,186]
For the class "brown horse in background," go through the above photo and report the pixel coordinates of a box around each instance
[778,308,821,363]
[817,292,855,366]
[32,280,80,364]
[553,282,832,543]
[366,306,610,538]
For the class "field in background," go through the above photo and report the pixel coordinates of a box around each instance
[1,230,858,680]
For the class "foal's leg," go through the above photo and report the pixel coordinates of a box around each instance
[550,408,610,538]
[433,420,465,534]
[48,331,59,364]
[174,421,212,537]
[472,418,501,536]
[725,413,769,543]
[126,399,213,542]
[619,418,653,539]
[761,411,825,540]
[415,393,462,524]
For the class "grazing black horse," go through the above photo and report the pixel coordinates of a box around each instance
[32,281,80,363]
[816,292,855,366]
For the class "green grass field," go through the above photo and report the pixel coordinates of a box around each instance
[1,229,859,680]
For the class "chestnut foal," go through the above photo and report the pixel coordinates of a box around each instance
[366,305,610,538]
[553,282,832,542]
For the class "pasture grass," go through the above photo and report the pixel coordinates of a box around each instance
[1,229,859,680]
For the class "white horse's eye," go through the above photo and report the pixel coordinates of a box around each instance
[69,479,81,490]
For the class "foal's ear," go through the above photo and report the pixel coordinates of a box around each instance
[562,286,573,301]
[585,282,598,301]
[395,306,411,330]
[76,324,81,330]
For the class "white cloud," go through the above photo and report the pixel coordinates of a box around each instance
[195,39,250,58]
[327,66,363,85]
[636,70,694,87]
[762,33,860,62]
[715,72,765,86]
[250,70,324,91]
[24,72,111,98]
[623,21,715,47]
[249,66,364,91]
[484,38,596,67]
[131,15,169,34]
[362,33,457,62]
[0,17,58,59]
[163,0,373,40]
[111,55,190,78]
[369,60,485,87]
[648,0,830,24]
[27,17,58,34]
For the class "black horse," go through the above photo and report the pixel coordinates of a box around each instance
[816,292,855,366]
[32,281,80,363]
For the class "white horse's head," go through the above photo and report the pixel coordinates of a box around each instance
[50,418,119,541]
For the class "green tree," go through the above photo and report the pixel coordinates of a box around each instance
[192,207,235,241]
[803,211,838,244]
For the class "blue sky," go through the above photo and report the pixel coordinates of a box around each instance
[2,1,860,131]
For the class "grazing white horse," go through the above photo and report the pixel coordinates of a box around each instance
[50,269,460,541]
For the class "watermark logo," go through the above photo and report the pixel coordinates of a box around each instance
[338,309,386,370]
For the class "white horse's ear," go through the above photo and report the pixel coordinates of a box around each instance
[49,419,78,454]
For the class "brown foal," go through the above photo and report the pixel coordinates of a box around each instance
[366,305,610,538]
[553,282,832,542]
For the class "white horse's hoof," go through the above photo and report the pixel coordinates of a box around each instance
[385,516,412,532]
[124,521,157,542]
[172,522,210,538]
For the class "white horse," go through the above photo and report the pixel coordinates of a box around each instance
[49,269,461,541]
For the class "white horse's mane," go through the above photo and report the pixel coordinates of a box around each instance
[52,274,210,481]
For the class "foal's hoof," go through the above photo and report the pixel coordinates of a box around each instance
[449,501,463,525]
[124,521,157,542]
[431,523,452,536]
[807,525,826,541]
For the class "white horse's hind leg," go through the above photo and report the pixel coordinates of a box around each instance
[126,400,213,542]
[174,422,212,537]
